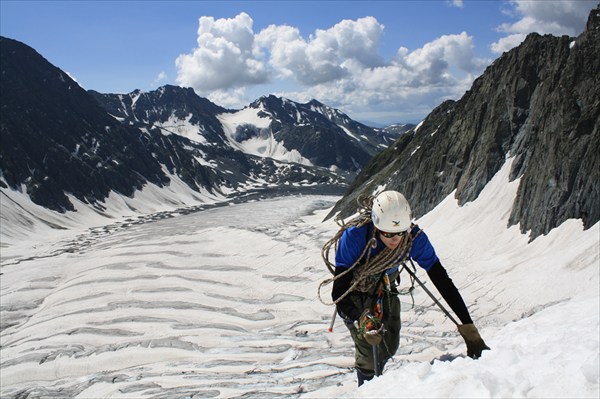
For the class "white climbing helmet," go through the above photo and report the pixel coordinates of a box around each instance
[371,190,412,233]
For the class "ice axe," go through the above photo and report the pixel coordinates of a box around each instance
[372,344,381,376]
[401,261,459,326]
[328,308,337,332]
[363,322,384,376]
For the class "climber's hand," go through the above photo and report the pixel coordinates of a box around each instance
[359,310,383,345]
[458,323,490,359]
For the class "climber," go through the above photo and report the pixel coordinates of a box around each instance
[323,190,489,386]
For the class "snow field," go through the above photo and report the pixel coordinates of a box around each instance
[1,156,598,398]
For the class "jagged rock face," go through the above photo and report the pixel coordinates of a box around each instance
[507,10,600,237]
[249,96,375,171]
[258,97,399,162]
[89,85,229,146]
[329,6,599,240]
[0,37,170,211]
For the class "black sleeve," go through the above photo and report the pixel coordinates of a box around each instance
[332,266,361,322]
[426,260,473,324]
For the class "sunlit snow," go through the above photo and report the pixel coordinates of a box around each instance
[1,158,598,398]
[218,108,313,166]
[338,125,360,142]
[153,113,209,145]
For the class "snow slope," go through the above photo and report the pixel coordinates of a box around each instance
[0,157,598,398]
[217,107,313,166]
[324,157,600,398]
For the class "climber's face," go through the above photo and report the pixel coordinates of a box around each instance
[379,230,406,250]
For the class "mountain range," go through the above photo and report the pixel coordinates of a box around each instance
[1,36,404,215]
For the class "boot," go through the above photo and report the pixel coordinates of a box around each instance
[357,368,374,387]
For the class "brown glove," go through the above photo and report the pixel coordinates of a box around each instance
[363,327,383,345]
[458,323,490,359]
[358,310,383,345]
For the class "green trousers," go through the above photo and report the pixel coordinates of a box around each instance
[344,290,401,377]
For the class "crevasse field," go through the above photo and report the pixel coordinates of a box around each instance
[1,158,598,398]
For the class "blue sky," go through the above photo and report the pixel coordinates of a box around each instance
[1,0,596,125]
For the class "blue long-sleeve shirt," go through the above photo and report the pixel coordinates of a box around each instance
[335,224,438,271]
[332,222,473,324]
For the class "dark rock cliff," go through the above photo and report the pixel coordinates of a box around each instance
[0,36,170,211]
[88,85,230,146]
[328,6,599,240]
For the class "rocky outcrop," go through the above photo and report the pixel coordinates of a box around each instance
[328,6,599,240]
[251,96,375,171]
[508,8,599,237]
[89,85,230,146]
[0,36,169,211]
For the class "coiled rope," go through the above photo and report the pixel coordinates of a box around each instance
[318,194,416,306]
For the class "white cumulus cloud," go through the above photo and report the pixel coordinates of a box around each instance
[152,71,168,87]
[174,3,594,123]
[175,12,491,122]
[255,16,384,86]
[491,0,596,53]
[175,12,269,93]
[273,31,488,123]
[448,0,464,9]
